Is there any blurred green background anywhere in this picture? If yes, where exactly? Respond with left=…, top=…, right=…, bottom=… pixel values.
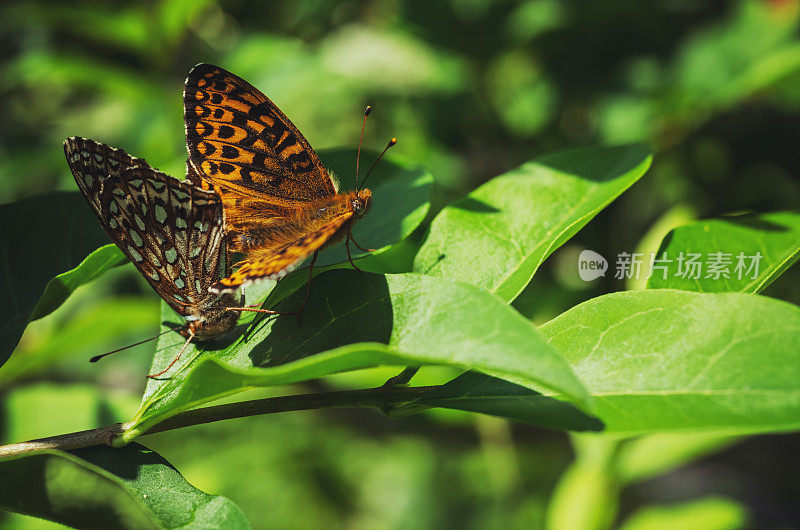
left=2, top=0, right=800, bottom=528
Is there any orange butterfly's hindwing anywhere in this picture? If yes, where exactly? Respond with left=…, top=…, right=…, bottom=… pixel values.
left=210, top=211, right=355, bottom=293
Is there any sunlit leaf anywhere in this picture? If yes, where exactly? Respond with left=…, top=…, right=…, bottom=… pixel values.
left=618, top=497, right=746, bottom=530
left=646, top=211, right=800, bottom=293
left=544, top=290, right=800, bottom=434
left=410, top=290, right=800, bottom=435
left=413, top=145, right=652, bottom=302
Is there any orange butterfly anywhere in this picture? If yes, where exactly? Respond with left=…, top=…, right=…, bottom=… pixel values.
left=183, top=63, right=394, bottom=302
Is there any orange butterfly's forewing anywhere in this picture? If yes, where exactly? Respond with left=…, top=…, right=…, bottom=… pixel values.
left=184, top=63, right=374, bottom=291
left=183, top=63, right=335, bottom=207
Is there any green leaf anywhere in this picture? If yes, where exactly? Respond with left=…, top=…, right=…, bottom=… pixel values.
left=618, top=497, right=746, bottom=530
left=414, top=290, right=800, bottom=435
left=543, top=290, right=800, bottom=434
left=646, top=211, right=800, bottom=293
left=0, top=298, right=158, bottom=386
left=0, top=193, right=126, bottom=366
left=395, top=371, right=603, bottom=432
left=545, top=436, right=619, bottom=530
left=28, top=245, right=125, bottom=321
left=124, top=271, right=590, bottom=440
left=615, top=433, right=740, bottom=485
left=413, top=145, right=652, bottom=302
left=0, top=444, right=249, bottom=530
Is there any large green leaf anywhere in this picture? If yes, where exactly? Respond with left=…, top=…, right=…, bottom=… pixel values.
left=544, top=290, right=800, bottom=434
left=408, top=290, right=800, bottom=435
left=627, top=211, right=800, bottom=482
left=0, top=298, right=158, bottom=386
left=646, top=211, right=800, bottom=293
left=614, top=433, right=740, bottom=485
left=0, top=193, right=126, bottom=366
left=413, top=145, right=652, bottom=302
left=123, top=271, right=590, bottom=441
left=0, top=444, right=249, bottom=529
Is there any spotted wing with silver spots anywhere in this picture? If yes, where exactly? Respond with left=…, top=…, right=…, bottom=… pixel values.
left=63, top=136, right=148, bottom=221
left=64, top=137, right=238, bottom=327
left=98, top=165, right=231, bottom=319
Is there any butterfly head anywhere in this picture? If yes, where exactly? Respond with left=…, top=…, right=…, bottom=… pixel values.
left=352, top=188, right=372, bottom=219
left=180, top=291, right=244, bottom=340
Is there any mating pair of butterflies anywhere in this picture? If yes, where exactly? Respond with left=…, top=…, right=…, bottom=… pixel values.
left=65, top=63, right=377, bottom=350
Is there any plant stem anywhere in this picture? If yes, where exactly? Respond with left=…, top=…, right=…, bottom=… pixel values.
left=0, top=384, right=436, bottom=458
left=144, top=384, right=435, bottom=435
left=382, top=366, right=420, bottom=388
left=0, top=424, right=128, bottom=458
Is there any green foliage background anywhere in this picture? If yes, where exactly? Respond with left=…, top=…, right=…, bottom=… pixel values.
left=2, top=1, right=800, bottom=528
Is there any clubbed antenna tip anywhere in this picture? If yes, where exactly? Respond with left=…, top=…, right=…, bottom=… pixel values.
left=359, top=136, right=399, bottom=190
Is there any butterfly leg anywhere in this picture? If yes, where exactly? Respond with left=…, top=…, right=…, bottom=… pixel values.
left=227, top=296, right=296, bottom=315
left=349, top=231, right=375, bottom=253
left=346, top=234, right=364, bottom=274
left=295, top=251, right=319, bottom=325
left=146, top=328, right=196, bottom=379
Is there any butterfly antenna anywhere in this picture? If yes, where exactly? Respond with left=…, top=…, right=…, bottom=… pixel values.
left=355, top=105, right=372, bottom=189
left=358, top=137, right=397, bottom=190
left=89, top=328, right=175, bottom=363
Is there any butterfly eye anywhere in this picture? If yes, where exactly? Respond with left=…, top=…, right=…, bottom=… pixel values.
left=352, top=199, right=362, bottom=212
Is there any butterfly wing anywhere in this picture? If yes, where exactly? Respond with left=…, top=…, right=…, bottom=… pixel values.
left=210, top=210, right=354, bottom=293
left=63, top=136, right=148, bottom=220
left=183, top=63, right=336, bottom=203
left=98, top=166, right=230, bottom=319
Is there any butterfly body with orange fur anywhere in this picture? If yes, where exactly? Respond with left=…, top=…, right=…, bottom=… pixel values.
left=183, top=63, right=373, bottom=292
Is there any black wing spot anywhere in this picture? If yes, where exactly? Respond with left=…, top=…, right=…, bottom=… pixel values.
left=231, top=112, right=248, bottom=127
left=201, top=142, right=217, bottom=156
left=221, top=145, right=239, bottom=159
left=197, top=122, right=214, bottom=137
